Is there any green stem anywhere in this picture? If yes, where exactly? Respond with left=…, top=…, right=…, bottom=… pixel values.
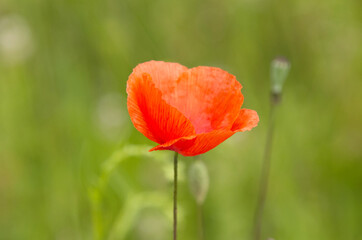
left=197, top=203, right=204, bottom=240
left=252, top=93, right=280, bottom=240
left=173, top=152, right=179, bottom=240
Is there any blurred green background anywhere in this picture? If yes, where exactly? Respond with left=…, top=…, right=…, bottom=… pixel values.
left=1, top=0, right=361, bottom=239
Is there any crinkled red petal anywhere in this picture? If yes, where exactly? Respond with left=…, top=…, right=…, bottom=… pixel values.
left=161, top=67, right=244, bottom=134
left=127, top=61, right=258, bottom=156
left=150, top=129, right=234, bottom=156
left=231, top=109, right=259, bottom=132
left=127, top=71, right=195, bottom=144
left=150, top=109, right=259, bottom=156
left=131, top=60, right=188, bottom=98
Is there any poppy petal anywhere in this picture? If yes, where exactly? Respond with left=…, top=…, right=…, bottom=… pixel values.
left=150, top=129, right=235, bottom=156
left=231, top=109, right=259, bottom=132
left=127, top=72, right=195, bottom=144
left=131, top=60, right=188, bottom=97
left=162, top=67, right=244, bottom=134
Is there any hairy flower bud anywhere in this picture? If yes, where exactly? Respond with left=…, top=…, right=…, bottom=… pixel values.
left=188, top=160, right=209, bottom=205
left=270, top=57, right=290, bottom=95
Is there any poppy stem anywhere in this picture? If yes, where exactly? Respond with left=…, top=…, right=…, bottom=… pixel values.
left=173, top=152, right=179, bottom=240
left=252, top=93, right=280, bottom=240
left=197, top=202, right=204, bottom=240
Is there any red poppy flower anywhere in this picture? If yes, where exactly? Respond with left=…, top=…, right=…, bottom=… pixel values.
left=127, top=61, right=259, bottom=156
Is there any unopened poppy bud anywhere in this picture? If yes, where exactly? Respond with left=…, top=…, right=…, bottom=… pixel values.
left=270, top=57, right=290, bottom=95
left=188, top=160, right=209, bottom=205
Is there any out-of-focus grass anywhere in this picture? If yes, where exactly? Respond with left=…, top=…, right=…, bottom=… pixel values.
left=0, top=0, right=361, bottom=239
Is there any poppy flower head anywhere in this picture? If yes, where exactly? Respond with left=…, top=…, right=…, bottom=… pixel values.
left=127, top=61, right=259, bottom=156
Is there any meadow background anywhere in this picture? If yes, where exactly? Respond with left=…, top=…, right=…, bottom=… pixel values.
left=1, top=0, right=361, bottom=239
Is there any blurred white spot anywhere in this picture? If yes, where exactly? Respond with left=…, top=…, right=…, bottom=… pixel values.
left=95, top=93, right=128, bottom=141
left=0, top=14, right=34, bottom=65
left=136, top=211, right=169, bottom=240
